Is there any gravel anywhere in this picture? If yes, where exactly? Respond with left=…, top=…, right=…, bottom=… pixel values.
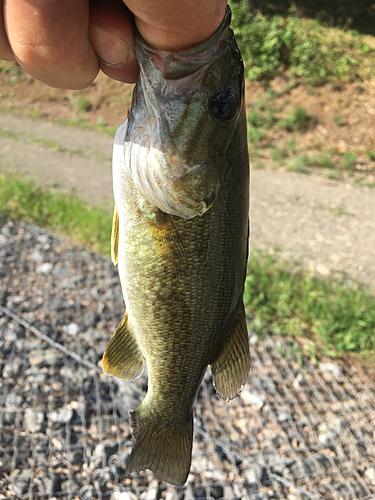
left=1, top=218, right=375, bottom=500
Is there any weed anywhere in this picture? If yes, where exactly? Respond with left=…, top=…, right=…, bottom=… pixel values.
left=327, top=169, right=340, bottom=180
left=95, top=122, right=117, bottom=137
left=247, top=127, right=266, bottom=144
left=286, top=155, right=309, bottom=173
left=250, top=158, right=264, bottom=169
left=278, top=106, right=314, bottom=132
left=342, top=152, right=357, bottom=172
left=247, top=101, right=278, bottom=130
left=28, top=108, right=43, bottom=120
left=270, top=147, right=287, bottom=162
left=29, top=137, right=61, bottom=152
left=330, top=205, right=347, bottom=216
left=333, top=113, right=345, bottom=127
left=76, top=96, right=92, bottom=112
left=285, top=139, right=301, bottom=154
left=247, top=110, right=265, bottom=128
left=0, top=128, right=20, bottom=141
left=0, top=61, right=21, bottom=84
left=55, top=117, right=89, bottom=129
left=367, top=150, right=375, bottom=161
left=309, top=152, right=335, bottom=169
left=9, top=65, right=21, bottom=85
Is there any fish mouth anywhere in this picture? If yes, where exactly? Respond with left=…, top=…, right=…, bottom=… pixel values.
left=136, top=7, right=232, bottom=81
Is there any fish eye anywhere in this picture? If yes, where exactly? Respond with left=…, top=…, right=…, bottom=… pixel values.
left=211, top=89, right=239, bottom=121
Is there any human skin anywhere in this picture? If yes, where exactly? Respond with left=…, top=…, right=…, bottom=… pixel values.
left=0, top=0, right=227, bottom=89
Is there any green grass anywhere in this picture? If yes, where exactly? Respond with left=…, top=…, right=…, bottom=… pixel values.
left=2, top=173, right=375, bottom=355
left=270, top=147, right=287, bottom=162
left=76, top=96, right=92, bottom=112
left=327, top=169, right=340, bottom=180
left=0, top=128, right=20, bottom=141
left=342, top=152, right=357, bottom=172
left=247, top=126, right=266, bottom=144
left=286, top=155, right=309, bottom=173
left=278, top=106, right=315, bottom=132
left=29, top=137, right=62, bottom=152
left=308, top=152, right=335, bottom=169
left=245, top=249, right=375, bottom=353
left=0, top=174, right=111, bottom=254
left=333, top=113, right=346, bottom=127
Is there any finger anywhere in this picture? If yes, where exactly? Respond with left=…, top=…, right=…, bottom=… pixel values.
left=88, top=0, right=138, bottom=84
left=4, top=0, right=99, bottom=89
left=125, top=0, right=227, bottom=51
left=0, top=0, right=14, bottom=59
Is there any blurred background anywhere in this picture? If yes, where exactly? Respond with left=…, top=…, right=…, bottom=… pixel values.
left=1, top=1, right=375, bottom=499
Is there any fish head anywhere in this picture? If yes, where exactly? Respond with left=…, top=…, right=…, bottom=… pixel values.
left=124, top=7, right=245, bottom=219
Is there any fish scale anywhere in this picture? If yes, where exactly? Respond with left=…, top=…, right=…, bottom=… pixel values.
left=103, top=6, right=250, bottom=487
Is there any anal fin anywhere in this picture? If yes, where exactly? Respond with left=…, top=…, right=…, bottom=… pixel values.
left=111, top=203, right=119, bottom=266
left=102, top=313, right=145, bottom=381
left=211, top=299, right=250, bottom=401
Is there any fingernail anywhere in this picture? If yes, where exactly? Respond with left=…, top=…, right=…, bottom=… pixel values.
left=89, top=25, right=132, bottom=66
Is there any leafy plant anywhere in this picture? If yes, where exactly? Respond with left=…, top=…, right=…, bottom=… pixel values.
left=228, top=0, right=373, bottom=85
left=286, top=155, right=309, bottom=173
left=308, top=152, right=335, bottom=169
left=270, top=147, right=287, bottom=162
left=76, top=96, right=92, bottom=112
left=247, top=126, right=266, bottom=144
left=327, top=169, right=340, bottom=180
left=278, top=106, right=314, bottom=132
left=333, top=113, right=345, bottom=127
left=342, top=152, right=357, bottom=172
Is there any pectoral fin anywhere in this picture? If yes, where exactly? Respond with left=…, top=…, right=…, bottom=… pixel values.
left=211, top=300, right=250, bottom=401
left=111, top=203, right=119, bottom=266
left=102, top=313, right=145, bottom=381
left=141, top=207, right=185, bottom=271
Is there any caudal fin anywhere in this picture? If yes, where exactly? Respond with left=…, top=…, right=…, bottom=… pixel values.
left=125, top=407, right=193, bottom=487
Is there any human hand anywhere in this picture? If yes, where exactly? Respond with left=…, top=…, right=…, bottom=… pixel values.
left=0, top=0, right=226, bottom=90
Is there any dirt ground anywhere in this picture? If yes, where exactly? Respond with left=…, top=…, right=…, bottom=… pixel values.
left=0, top=63, right=375, bottom=184
left=1, top=62, right=375, bottom=186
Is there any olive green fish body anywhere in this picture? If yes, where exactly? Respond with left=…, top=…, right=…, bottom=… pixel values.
left=103, top=7, right=250, bottom=487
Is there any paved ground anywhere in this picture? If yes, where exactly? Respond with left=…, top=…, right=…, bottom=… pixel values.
left=1, top=113, right=374, bottom=290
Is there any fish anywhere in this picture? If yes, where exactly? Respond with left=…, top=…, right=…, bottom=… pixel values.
left=102, top=5, right=250, bottom=487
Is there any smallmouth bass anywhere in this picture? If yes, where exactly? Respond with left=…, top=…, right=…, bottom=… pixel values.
left=103, top=6, right=250, bottom=487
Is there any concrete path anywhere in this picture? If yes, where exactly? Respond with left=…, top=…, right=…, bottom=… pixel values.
left=1, top=114, right=374, bottom=289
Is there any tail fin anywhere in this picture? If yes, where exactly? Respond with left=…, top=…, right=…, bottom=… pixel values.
left=125, top=407, right=193, bottom=487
